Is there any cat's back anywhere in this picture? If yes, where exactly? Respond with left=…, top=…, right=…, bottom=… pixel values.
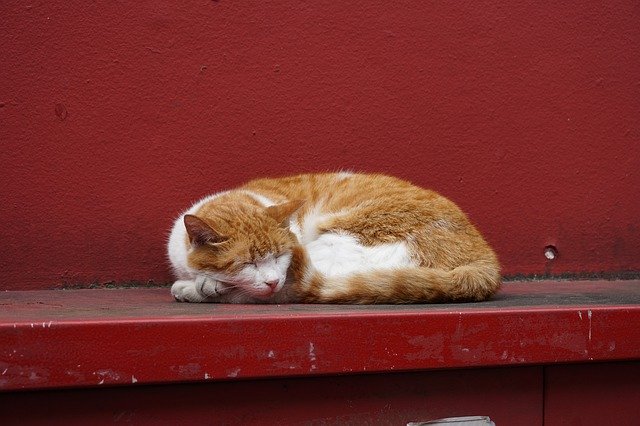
left=241, top=172, right=437, bottom=207
left=243, top=172, right=488, bottom=265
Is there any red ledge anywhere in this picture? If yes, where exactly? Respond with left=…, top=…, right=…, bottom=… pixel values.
left=1, top=280, right=639, bottom=391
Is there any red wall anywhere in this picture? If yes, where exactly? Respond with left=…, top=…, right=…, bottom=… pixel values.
left=1, top=1, right=639, bottom=290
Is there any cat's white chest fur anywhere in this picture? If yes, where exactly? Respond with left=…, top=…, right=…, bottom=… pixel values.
left=305, top=233, right=414, bottom=277
left=289, top=202, right=415, bottom=277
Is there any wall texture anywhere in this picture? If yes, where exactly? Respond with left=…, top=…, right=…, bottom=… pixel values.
left=1, top=1, right=639, bottom=290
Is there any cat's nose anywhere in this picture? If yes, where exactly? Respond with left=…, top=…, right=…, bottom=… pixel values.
left=264, top=279, right=279, bottom=289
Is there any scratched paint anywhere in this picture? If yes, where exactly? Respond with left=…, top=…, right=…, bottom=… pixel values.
left=308, top=342, right=317, bottom=371
left=227, top=368, right=241, bottom=378
left=171, top=364, right=201, bottom=377
left=1, top=284, right=639, bottom=391
left=93, top=369, right=122, bottom=385
left=405, top=334, right=445, bottom=362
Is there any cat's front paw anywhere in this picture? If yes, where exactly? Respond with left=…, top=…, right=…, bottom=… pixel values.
left=171, top=280, right=209, bottom=303
left=194, top=275, right=228, bottom=298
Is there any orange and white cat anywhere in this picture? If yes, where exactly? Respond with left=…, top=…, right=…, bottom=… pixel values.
left=168, top=172, right=501, bottom=304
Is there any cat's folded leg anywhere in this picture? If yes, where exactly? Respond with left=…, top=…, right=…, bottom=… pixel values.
left=171, top=276, right=222, bottom=303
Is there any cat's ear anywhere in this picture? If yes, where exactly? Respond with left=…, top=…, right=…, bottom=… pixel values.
left=266, top=200, right=305, bottom=227
left=183, top=215, right=228, bottom=247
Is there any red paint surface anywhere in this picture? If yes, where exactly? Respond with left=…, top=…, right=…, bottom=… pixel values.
left=544, top=363, right=640, bottom=425
left=1, top=1, right=639, bottom=289
left=1, top=368, right=543, bottom=425
left=1, top=281, right=639, bottom=391
left=544, top=362, right=640, bottom=426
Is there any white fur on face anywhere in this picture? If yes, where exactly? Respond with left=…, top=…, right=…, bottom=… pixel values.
left=219, top=252, right=292, bottom=299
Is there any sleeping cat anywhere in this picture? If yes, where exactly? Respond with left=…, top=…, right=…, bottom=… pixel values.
left=167, top=172, right=501, bottom=304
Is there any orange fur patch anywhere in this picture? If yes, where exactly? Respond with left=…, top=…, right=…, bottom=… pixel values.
left=183, top=173, right=501, bottom=303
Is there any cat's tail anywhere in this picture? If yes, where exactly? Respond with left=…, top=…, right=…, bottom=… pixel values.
left=299, top=259, right=501, bottom=304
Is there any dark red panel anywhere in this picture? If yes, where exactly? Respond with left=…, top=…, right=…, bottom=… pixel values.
left=0, top=367, right=543, bottom=425
left=1, top=1, right=639, bottom=290
left=1, top=281, right=639, bottom=391
left=544, top=362, right=640, bottom=426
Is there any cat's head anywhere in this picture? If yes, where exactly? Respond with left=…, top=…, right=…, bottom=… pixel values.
left=183, top=200, right=303, bottom=300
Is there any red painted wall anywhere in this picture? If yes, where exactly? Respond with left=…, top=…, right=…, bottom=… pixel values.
left=1, top=1, right=639, bottom=290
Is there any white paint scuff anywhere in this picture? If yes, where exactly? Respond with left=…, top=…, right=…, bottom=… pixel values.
left=309, top=342, right=317, bottom=371
left=227, top=368, right=241, bottom=378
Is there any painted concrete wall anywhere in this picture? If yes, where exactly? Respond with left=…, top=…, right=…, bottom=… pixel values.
left=1, top=1, right=638, bottom=289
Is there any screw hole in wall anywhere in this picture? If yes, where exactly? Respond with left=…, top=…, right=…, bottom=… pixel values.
left=544, top=245, right=558, bottom=261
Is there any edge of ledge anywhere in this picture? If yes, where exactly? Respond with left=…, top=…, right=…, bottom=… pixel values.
left=2, top=280, right=639, bottom=391
left=2, top=301, right=640, bottom=391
